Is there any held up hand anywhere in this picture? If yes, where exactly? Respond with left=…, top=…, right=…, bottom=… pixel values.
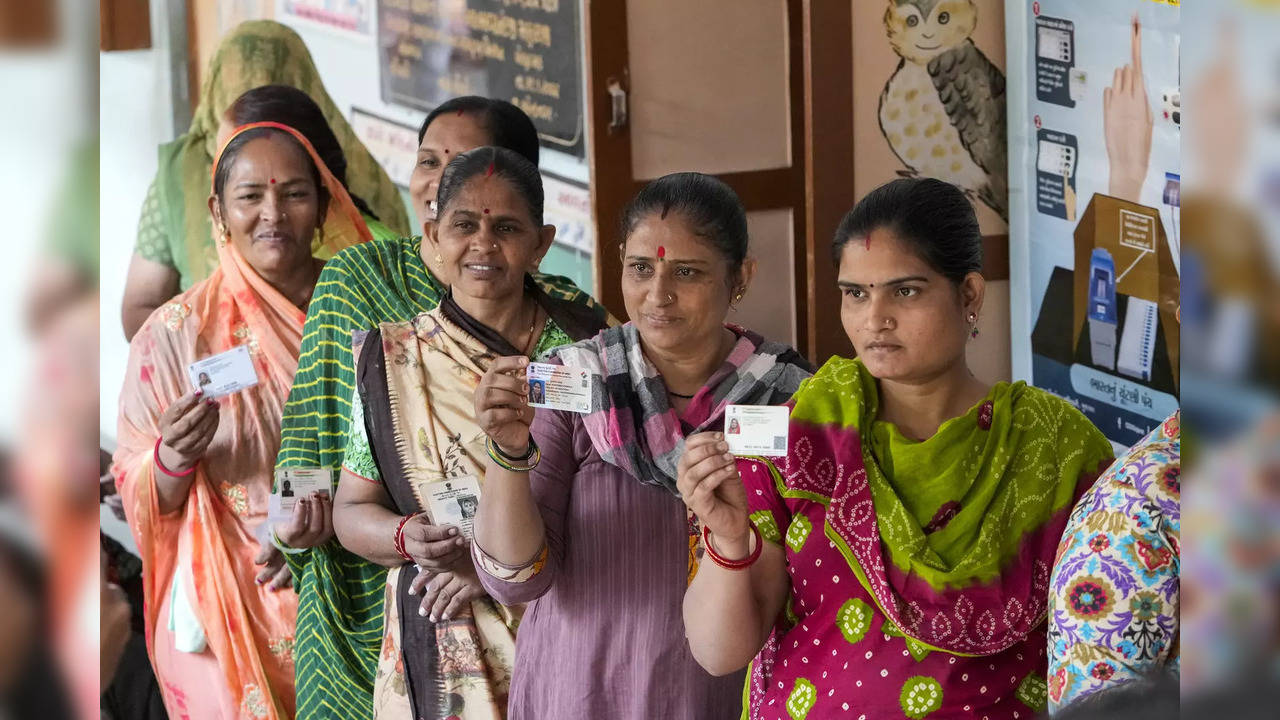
left=157, top=390, right=220, bottom=474
left=475, top=355, right=534, bottom=458
left=275, top=491, right=335, bottom=549
left=1103, top=15, right=1153, bottom=204
left=677, top=432, right=751, bottom=547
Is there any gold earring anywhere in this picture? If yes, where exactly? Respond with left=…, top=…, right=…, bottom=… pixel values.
left=434, top=253, right=443, bottom=265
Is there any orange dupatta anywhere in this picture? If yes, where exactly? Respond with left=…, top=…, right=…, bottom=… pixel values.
left=112, top=123, right=372, bottom=719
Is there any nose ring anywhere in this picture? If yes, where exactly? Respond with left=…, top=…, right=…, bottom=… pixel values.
left=666, top=292, right=675, bottom=303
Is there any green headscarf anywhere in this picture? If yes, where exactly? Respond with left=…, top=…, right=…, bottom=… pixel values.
left=150, top=20, right=409, bottom=288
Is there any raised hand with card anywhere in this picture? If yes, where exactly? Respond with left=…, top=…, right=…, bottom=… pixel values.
left=676, top=432, right=751, bottom=556
left=154, top=389, right=220, bottom=513
left=475, top=355, right=534, bottom=458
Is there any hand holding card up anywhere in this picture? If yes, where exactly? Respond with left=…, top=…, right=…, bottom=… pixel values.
left=157, top=390, right=221, bottom=476
left=474, top=355, right=535, bottom=458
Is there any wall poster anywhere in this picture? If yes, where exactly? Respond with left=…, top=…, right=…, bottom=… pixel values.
left=1007, top=0, right=1181, bottom=450
left=376, top=0, right=584, bottom=158
left=283, top=0, right=373, bottom=35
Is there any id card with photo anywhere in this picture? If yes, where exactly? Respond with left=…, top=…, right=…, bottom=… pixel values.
left=526, top=362, right=591, bottom=414
left=723, top=405, right=790, bottom=456
left=268, top=468, right=334, bottom=523
left=187, top=345, right=259, bottom=398
left=424, top=475, right=483, bottom=540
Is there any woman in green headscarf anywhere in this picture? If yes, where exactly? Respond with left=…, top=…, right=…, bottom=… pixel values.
left=121, top=19, right=409, bottom=340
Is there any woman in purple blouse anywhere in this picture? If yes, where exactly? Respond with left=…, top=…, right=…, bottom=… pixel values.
left=468, top=173, right=812, bottom=719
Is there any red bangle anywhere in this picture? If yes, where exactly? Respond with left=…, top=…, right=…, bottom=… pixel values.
left=393, top=512, right=422, bottom=563
left=702, top=524, right=762, bottom=570
left=153, top=437, right=196, bottom=477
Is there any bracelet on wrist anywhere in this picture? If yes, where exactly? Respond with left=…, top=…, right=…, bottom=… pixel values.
left=393, top=512, right=422, bottom=563
left=702, top=524, right=762, bottom=571
left=486, top=435, right=541, bottom=472
left=153, top=437, right=196, bottom=477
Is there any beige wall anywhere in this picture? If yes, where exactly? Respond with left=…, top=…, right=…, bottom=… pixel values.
left=626, top=0, right=792, bottom=180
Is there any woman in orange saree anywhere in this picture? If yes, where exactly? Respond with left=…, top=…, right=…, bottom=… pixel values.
left=113, top=121, right=373, bottom=719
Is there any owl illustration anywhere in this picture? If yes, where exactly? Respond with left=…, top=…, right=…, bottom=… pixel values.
left=879, top=0, right=1008, bottom=221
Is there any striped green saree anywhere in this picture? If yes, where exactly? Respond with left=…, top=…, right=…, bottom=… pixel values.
left=276, top=235, right=608, bottom=719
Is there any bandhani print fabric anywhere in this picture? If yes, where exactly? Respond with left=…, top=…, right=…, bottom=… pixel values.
left=738, top=357, right=1113, bottom=719
left=1047, top=411, right=1180, bottom=713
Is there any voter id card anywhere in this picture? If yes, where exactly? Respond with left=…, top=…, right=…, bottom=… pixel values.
left=268, top=468, right=333, bottom=523
left=723, top=405, right=790, bottom=456
left=526, top=362, right=591, bottom=414
left=424, top=475, right=482, bottom=540
left=187, top=345, right=259, bottom=398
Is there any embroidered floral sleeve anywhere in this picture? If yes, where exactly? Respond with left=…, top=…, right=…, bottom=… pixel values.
left=1047, top=412, right=1180, bottom=714
left=341, top=387, right=382, bottom=484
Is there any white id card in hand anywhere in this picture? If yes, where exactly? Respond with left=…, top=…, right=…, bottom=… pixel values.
left=723, top=405, right=790, bottom=456
left=526, top=362, right=592, bottom=414
left=187, top=345, right=259, bottom=398
left=268, top=468, right=334, bottom=524
left=424, top=475, right=482, bottom=540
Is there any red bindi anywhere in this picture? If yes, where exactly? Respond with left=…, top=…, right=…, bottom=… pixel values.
left=269, top=178, right=276, bottom=184
left=657, top=246, right=666, bottom=260
left=483, top=208, right=490, bottom=214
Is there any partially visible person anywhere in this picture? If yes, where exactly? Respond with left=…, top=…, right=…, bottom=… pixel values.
left=16, top=138, right=103, bottom=720
left=333, top=146, right=608, bottom=719
left=471, top=172, right=811, bottom=719
left=0, top=513, right=74, bottom=720
left=276, top=96, right=609, bottom=720
left=113, top=122, right=372, bottom=719
left=121, top=20, right=408, bottom=340
left=1047, top=408, right=1179, bottom=713
left=100, top=536, right=168, bottom=720
left=678, top=178, right=1115, bottom=719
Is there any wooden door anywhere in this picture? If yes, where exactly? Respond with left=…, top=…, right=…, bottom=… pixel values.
left=583, top=0, right=856, bottom=364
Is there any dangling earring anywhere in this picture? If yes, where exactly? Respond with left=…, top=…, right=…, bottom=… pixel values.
left=968, top=312, right=980, bottom=339
left=732, top=288, right=744, bottom=305
left=216, top=225, right=230, bottom=247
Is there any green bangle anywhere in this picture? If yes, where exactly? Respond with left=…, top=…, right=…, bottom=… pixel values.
left=486, top=436, right=541, bottom=472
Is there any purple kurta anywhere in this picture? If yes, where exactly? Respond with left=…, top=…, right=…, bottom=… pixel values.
left=478, top=407, right=745, bottom=720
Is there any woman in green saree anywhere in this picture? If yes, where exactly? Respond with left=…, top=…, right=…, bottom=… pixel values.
left=679, top=178, right=1115, bottom=719
left=273, top=98, right=607, bottom=720
left=122, top=19, right=408, bottom=339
